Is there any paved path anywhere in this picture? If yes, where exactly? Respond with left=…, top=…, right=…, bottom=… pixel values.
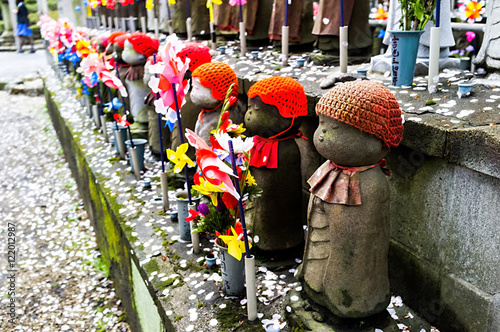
left=0, top=51, right=48, bottom=81
left=0, top=55, right=130, bottom=331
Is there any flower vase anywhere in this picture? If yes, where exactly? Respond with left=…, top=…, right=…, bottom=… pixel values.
left=112, top=124, right=127, bottom=156
left=388, top=30, right=424, bottom=86
left=125, top=138, right=148, bottom=173
left=175, top=192, right=200, bottom=242
left=217, top=242, right=245, bottom=296
left=460, top=57, right=470, bottom=71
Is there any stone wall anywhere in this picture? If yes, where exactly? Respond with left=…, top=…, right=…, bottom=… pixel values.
left=386, top=146, right=500, bottom=331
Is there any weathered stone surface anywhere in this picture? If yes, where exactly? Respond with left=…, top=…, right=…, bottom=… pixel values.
left=446, top=125, right=500, bottom=179
left=439, top=275, right=495, bottom=332
left=301, top=116, right=391, bottom=318
left=244, top=96, right=304, bottom=252
left=388, top=241, right=442, bottom=323
left=284, top=291, right=400, bottom=332
left=474, top=0, right=500, bottom=69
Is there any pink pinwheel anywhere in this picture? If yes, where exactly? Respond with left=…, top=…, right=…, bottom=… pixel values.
left=185, top=129, right=240, bottom=201
left=229, top=0, right=246, bottom=5
left=156, top=41, right=190, bottom=111
left=100, top=69, right=128, bottom=97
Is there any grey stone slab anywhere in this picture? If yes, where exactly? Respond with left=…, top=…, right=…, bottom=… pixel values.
left=386, top=153, right=448, bottom=265
left=388, top=240, right=442, bottom=324
left=446, top=125, right=500, bottom=179
left=441, top=164, right=500, bottom=294
left=439, top=274, right=495, bottom=332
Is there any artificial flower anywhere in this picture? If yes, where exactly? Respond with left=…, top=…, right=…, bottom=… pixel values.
left=245, top=172, right=256, bottom=186
left=197, top=203, right=210, bottom=216
left=374, top=5, right=388, bottom=20
left=113, top=113, right=130, bottom=127
left=166, top=143, right=195, bottom=173
left=214, top=131, right=253, bottom=155
left=466, top=31, right=476, bottom=43
left=186, top=209, right=202, bottom=222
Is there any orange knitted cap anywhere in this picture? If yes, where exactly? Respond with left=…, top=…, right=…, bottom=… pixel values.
left=127, top=33, right=160, bottom=58
left=178, top=42, right=212, bottom=72
left=316, top=80, right=404, bottom=149
left=247, top=76, right=308, bottom=118
left=192, top=62, right=238, bottom=101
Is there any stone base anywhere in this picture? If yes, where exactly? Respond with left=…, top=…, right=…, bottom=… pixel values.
left=370, top=54, right=460, bottom=76
left=284, top=291, right=399, bottom=332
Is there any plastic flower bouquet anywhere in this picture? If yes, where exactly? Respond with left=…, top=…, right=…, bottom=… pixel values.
left=184, top=85, right=261, bottom=259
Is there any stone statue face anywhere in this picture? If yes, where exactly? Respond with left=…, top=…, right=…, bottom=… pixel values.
left=245, top=96, right=298, bottom=138
left=121, top=40, right=147, bottom=66
left=190, top=77, right=221, bottom=109
left=113, top=44, right=127, bottom=65
left=314, top=114, right=388, bottom=166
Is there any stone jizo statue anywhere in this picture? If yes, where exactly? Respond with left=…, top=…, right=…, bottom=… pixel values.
left=190, top=62, right=241, bottom=143
left=244, top=76, right=308, bottom=252
left=299, top=80, right=404, bottom=318
left=121, top=33, right=160, bottom=138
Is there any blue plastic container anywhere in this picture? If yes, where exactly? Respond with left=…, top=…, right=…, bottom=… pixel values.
left=388, top=30, right=424, bottom=86
left=125, top=138, right=148, bottom=172
left=112, top=124, right=127, bottom=155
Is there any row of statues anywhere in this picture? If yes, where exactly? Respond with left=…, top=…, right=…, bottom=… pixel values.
left=87, top=31, right=404, bottom=320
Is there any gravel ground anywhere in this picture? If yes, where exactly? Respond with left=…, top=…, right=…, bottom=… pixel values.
left=0, top=91, right=131, bottom=332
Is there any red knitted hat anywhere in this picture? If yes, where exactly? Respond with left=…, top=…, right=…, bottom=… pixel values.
left=247, top=76, right=308, bottom=118
left=316, top=80, right=404, bottom=149
left=127, top=33, right=160, bottom=58
left=114, top=33, right=131, bottom=49
left=192, top=62, right=238, bottom=101
left=177, top=42, right=212, bottom=72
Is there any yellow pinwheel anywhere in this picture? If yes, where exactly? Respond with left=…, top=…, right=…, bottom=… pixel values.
left=168, top=0, right=176, bottom=5
left=206, top=0, right=222, bottom=23
left=146, top=0, right=153, bottom=10
left=191, top=175, right=225, bottom=206
left=166, top=143, right=195, bottom=173
left=218, top=225, right=251, bottom=261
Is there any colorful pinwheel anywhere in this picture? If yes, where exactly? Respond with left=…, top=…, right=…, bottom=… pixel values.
left=229, top=0, right=246, bottom=5
left=113, top=113, right=130, bottom=127
left=216, top=222, right=251, bottom=260
left=148, top=38, right=189, bottom=129
left=185, top=129, right=240, bottom=201
left=206, top=0, right=222, bottom=23
left=105, top=97, right=123, bottom=110
left=166, top=143, right=195, bottom=173
left=100, top=69, right=128, bottom=97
